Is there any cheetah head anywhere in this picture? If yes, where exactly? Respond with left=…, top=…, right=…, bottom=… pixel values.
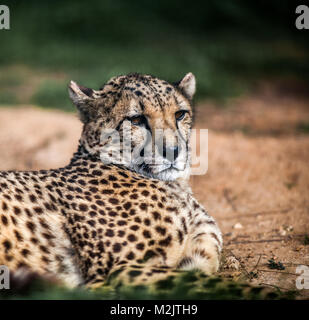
left=68, top=73, right=196, bottom=181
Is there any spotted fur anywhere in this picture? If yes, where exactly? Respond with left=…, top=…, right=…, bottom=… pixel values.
left=0, top=73, right=222, bottom=288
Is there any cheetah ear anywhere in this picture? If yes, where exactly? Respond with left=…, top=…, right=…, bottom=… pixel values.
left=68, top=81, right=99, bottom=123
left=177, top=72, right=196, bottom=100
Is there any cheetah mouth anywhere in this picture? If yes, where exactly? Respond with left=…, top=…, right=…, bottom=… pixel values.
left=137, top=161, right=186, bottom=177
left=132, top=149, right=189, bottom=179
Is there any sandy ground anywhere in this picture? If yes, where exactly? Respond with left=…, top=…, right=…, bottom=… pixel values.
left=0, top=90, right=308, bottom=298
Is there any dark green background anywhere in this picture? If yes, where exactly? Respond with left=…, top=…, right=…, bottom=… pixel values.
left=0, top=0, right=308, bottom=110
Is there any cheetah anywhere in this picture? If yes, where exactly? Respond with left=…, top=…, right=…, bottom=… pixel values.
left=0, top=72, right=222, bottom=289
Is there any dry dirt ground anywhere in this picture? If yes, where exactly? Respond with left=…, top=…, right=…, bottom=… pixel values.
left=0, top=88, right=308, bottom=299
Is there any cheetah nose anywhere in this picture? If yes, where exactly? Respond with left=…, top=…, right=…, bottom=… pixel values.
left=161, top=145, right=179, bottom=162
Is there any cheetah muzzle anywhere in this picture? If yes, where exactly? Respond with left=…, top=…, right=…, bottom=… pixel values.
left=0, top=72, right=222, bottom=289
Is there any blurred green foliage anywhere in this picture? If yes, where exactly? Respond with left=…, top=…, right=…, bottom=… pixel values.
left=0, top=271, right=297, bottom=300
left=31, top=80, right=73, bottom=111
left=0, top=0, right=308, bottom=110
left=297, top=122, right=309, bottom=134
left=0, top=91, right=18, bottom=104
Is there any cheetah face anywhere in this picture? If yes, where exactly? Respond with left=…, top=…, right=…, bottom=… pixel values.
left=68, top=73, right=196, bottom=181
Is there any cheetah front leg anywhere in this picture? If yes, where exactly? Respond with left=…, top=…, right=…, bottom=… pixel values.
left=178, top=203, right=223, bottom=275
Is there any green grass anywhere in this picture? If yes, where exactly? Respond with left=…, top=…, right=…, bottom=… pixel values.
left=267, top=259, right=285, bottom=271
left=0, top=271, right=297, bottom=300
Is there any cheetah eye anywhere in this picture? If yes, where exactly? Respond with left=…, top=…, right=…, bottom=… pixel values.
left=175, top=110, right=187, bottom=121
left=128, top=115, right=146, bottom=126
